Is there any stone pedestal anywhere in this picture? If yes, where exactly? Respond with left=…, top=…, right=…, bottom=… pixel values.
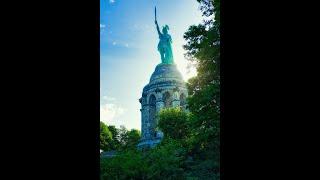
left=137, top=63, right=188, bottom=149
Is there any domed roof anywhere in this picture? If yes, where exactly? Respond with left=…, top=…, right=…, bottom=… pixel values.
left=143, top=63, right=186, bottom=92
left=149, top=63, right=184, bottom=83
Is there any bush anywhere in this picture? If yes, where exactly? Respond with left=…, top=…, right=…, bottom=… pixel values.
left=100, top=139, right=187, bottom=180
left=158, top=107, right=190, bottom=140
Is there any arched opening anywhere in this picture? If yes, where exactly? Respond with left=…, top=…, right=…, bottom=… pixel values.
left=149, top=94, right=156, bottom=106
left=149, top=94, right=156, bottom=137
left=163, top=92, right=172, bottom=108
left=180, top=93, right=186, bottom=110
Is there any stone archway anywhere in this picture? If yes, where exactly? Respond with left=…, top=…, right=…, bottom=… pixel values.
left=180, top=93, right=186, bottom=110
left=162, top=91, right=172, bottom=108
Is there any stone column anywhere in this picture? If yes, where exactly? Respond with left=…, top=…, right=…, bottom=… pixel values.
left=140, top=97, right=148, bottom=140
left=155, top=93, right=164, bottom=125
left=144, top=105, right=151, bottom=139
left=156, top=101, right=164, bottom=124
left=155, top=92, right=164, bottom=138
left=140, top=108, right=144, bottom=140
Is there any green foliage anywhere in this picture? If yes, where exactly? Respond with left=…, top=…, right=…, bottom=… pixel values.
left=117, top=125, right=141, bottom=150
left=183, top=0, right=220, bottom=178
left=118, top=125, right=128, bottom=148
left=107, top=125, right=121, bottom=150
left=100, top=123, right=141, bottom=152
left=145, top=139, right=187, bottom=180
left=121, top=128, right=141, bottom=150
left=100, top=122, right=113, bottom=151
left=100, top=139, right=187, bottom=180
left=101, top=149, right=148, bottom=180
left=158, top=107, right=190, bottom=140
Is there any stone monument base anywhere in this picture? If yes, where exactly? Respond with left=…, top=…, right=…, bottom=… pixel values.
left=138, top=63, right=187, bottom=151
left=137, top=137, right=162, bottom=150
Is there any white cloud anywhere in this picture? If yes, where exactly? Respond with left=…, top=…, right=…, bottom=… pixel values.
left=102, top=96, right=116, bottom=101
left=100, top=103, right=125, bottom=125
left=112, top=42, right=117, bottom=45
left=109, top=0, right=115, bottom=4
left=125, top=43, right=129, bottom=47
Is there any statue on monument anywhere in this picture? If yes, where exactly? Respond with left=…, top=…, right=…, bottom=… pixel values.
left=155, top=7, right=174, bottom=64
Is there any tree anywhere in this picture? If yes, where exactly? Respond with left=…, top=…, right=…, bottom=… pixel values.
left=100, top=124, right=141, bottom=151
left=183, top=0, right=220, bottom=178
left=158, top=107, right=190, bottom=140
left=100, top=121, right=113, bottom=151
left=145, top=139, right=187, bottom=180
left=100, top=139, right=187, bottom=180
left=125, top=129, right=141, bottom=149
left=108, top=125, right=121, bottom=150
left=118, top=125, right=128, bottom=149
left=118, top=126, right=141, bottom=150
left=100, top=149, right=148, bottom=180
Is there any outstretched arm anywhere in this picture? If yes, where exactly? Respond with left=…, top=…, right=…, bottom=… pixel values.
left=155, top=20, right=161, bottom=36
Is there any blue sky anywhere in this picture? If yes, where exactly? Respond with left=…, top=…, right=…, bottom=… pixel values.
left=100, top=0, right=203, bottom=130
